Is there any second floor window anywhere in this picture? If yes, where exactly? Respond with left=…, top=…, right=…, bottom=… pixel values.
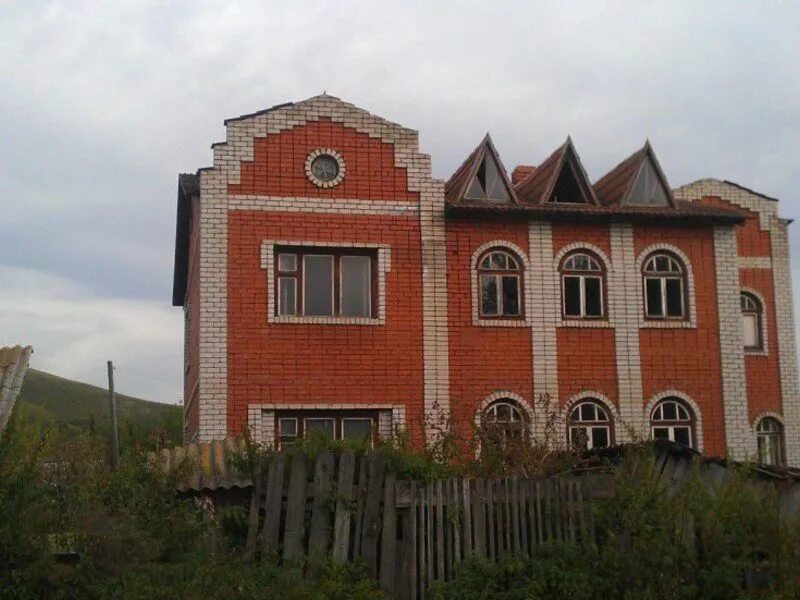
left=478, top=249, right=523, bottom=318
left=741, top=292, right=763, bottom=350
left=643, top=253, right=686, bottom=319
left=561, top=252, right=605, bottom=319
left=276, top=248, right=376, bottom=318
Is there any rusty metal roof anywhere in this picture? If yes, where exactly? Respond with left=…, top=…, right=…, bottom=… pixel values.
left=150, top=437, right=253, bottom=492
left=0, top=345, right=33, bottom=433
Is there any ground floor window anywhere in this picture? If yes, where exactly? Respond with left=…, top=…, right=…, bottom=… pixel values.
left=276, top=410, right=377, bottom=449
left=756, top=417, right=785, bottom=466
left=568, top=400, right=613, bottom=450
left=651, top=398, right=695, bottom=448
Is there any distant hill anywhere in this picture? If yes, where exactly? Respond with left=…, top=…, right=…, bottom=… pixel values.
left=15, top=368, right=182, bottom=446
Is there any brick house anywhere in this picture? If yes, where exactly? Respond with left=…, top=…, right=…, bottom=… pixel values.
left=172, top=94, right=800, bottom=465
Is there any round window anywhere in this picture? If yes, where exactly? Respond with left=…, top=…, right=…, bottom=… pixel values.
left=310, top=154, right=340, bottom=182
left=305, top=148, right=346, bottom=188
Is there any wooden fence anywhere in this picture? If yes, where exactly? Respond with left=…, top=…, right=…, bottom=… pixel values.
left=242, top=449, right=595, bottom=599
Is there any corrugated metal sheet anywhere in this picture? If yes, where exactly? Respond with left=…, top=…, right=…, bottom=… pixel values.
left=151, top=437, right=253, bottom=492
left=0, top=345, right=33, bottom=433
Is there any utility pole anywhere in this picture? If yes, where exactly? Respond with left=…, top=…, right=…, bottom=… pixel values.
left=107, top=360, right=120, bottom=468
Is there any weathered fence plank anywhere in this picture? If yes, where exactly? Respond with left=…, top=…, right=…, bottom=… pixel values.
left=283, top=452, right=308, bottom=562
left=261, top=454, right=285, bottom=557
left=360, top=452, right=385, bottom=577
left=472, top=479, right=486, bottom=558
left=244, top=465, right=263, bottom=561
left=380, top=473, right=397, bottom=594
left=353, top=455, right=368, bottom=559
left=332, top=449, right=356, bottom=563
left=307, top=450, right=334, bottom=573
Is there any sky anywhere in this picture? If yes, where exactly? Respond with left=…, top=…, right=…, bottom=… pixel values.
left=1, top=1, right=799, bottom=404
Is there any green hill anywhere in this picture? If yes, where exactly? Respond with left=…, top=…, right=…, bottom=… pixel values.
left=15, top=368, right=182, bottom=446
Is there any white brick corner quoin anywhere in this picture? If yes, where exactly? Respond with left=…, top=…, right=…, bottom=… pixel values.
left=676, top=179, right=800, bottom=463
left=196, top=95, right=450, bottom=443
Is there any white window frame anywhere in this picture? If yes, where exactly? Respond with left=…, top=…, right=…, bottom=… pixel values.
left=568, top=401, right=612, bottom=450
left=341, top=417, right=375, bottom=447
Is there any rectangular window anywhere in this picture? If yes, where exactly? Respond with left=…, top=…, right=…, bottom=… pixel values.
left=274, top=248, right=377, bottom=319
left=645, top=278, right=664, bottom=317
left=480, top=275, right=499, bottom=315
left=274, top=410, right=379, bottom=449
left=563, top=276, right=581, bottom=316
left=342, top=418, right=373, bottom=444
left=501, top=276, right=520, bottom=315
left=584, top=277, right=603, bottom=317
left=743, top=314, right=759, bottom=348
left=665, top=278, right=684, bottom=317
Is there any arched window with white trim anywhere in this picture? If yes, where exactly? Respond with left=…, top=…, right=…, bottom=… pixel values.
left=642, top=252, right=687, bottom=319
left=756, top=417, right=785, bottom=466
left=477, top=249, right=523, bottom=318
left=741, top=292, right=764, bottom=351
left=568, top=400, right=613, bottom=450
left=482, top=399, right=527, bottom=443
left=560, top=252, right=605, bottom=319
left=651, top=397, right=695, bottom=448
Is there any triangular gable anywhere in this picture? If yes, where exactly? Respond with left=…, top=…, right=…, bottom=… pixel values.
left=515, top=138, right=598, bottom=205
left=594, top=141, right=675, bottom=207
left=444, top=134, right=518, bottom=203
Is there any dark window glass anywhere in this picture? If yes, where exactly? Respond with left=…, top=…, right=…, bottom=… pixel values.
left=584, top=277, right=602, bottom=316
left=653, top=427, right=669, bottom=440
left=481, top=275, right=498, bottom=315
left=305, top=418, right=335, bottom=438
left=665, top=279, right=683, bottom=316
left=342, top=418, right=372, bottom=442
left=279, top=278, right=296, bottom=315
left=304, top=256, right=334, bottom=316
left=645, top=278, right=663, bottom=316
left=501, top=276, right=520, bottom=315
left=663, top=402, right=677, bottom=421
left=673, top=427, right=691, bottom=446
left=592, top=428, right=609, bottom=448
left=564, top=276, right=581, bottom=316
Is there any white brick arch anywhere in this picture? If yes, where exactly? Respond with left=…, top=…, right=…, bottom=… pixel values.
left=474, top=391, right=534, bottom=429
left=635, top=243, right=697, bottom=328
left=740, top=286, right=769, bottom=355
left=752, top=411, right=784, bottom=429
left=644, top=390, right=704, bottom=452
left=553, top=242, right=612, bottom=271
left=470, top=241, right=532, bottom=327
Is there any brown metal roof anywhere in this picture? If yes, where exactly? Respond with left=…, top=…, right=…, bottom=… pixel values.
left=593, top=141, right=675, bottom=207
left=150, top=438, right=253, bottom=492
left=0, top=345, right=33, bottom=433
left=511, top=165, right=536, bottom=185
left=444, top=134, right=518, bottom=204
left=514, top=138, right=598, bottom=205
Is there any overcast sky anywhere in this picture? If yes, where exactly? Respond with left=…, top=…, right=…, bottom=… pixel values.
left=1, top=1, right=799, bottom=403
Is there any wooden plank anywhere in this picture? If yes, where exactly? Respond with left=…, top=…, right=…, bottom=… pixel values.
left=495, top=480, right=506, bottom=559
left=426, top=485, right=433, bottom=587
left=511, top=478, right=521, bottom=556
left=460, top=479, right=471, bottom=558
left=527, top=480, right=538, bottom=549
left=451, top=479, right=461, bottom=568
left=260, top=454, right=285, bottom=559
left=283, top=452, right=308, bottom=562
left=417, top=486, right=427, bottom=600
left=472, top=479, right=486, bottom=558
left=307, top=450, right=335, bottom=573
left=503, top=479, right=513, bottom=556
left=352, top=455, right=369, bottom=559
left=360, top=452, right=385, bottom=577
left=575, top=479, right=589, bottom=546
left=380, top=473, right=397, bottom=594
left=518, top=479, right=529, bottom=558
left=332, top=449, right=356, bottom=563
left=243, top=464, right=263, bottom=561
left=435, top=480, right=445, bottom=581
left=486, top=480, right=496, bottom=561
left=395, top=482, right=416, bottom=600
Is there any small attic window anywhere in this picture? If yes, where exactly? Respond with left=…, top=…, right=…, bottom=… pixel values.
left=550, top=161, right=587, bottom=204
left=626, top=159, right=670, bottom=206
left=465, top=152, right=511, bottom=202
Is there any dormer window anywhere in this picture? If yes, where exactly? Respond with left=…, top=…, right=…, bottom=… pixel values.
left=626, top=158, right=670, bottom=206
left=465, top=152, right=511, bottom=202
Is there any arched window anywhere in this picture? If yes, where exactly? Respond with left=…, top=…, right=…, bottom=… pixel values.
left=756, top=417, right=785, bottom=466
left=651, top=398, right=695, bottom=447
left=643, top=253, right=687, bottom=319
left=482, top=399, right=527, bottom=442
left=568, top=400, right=613, bottom=450
left=741, top=292, right=763, bottom=351
left=560, top=252, right=605, bottom=319
left=478, top=249, right=523, bottom=318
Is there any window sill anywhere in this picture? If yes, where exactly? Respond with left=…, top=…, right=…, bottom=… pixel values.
left=473, top=317, right=531, bottom=328
left=639, top=318, right=695, bottom=329
left=745, top=348, right=769, bottom=357
left=271, top=315, right=384, bottom=326
left=557, top=319, right=612, bottom=329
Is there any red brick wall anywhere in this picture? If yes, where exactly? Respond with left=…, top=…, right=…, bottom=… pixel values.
left=552, top=224, right=618, bottom=414
left=445, top=220, right=533, bottom=439
left=228, top=118, right=418, bottom=203
left=227, top=210, right=425, bottom=443
left=635, top=225, right=726, bottom=455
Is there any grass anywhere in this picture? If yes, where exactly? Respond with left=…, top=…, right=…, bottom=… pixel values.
left=15, top=368, right=182, bottom=447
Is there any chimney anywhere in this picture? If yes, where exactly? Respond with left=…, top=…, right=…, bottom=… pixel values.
left=511, top=165, right=536, bottom=185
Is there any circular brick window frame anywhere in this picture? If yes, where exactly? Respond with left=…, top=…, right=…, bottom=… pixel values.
left=305, top=148, right=346, bottom=188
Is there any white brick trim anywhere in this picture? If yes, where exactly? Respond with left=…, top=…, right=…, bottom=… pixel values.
left=470, top=240, right=532, bottom=327
left=304, top=148, right=346, bottom=188
left=752, top=410, right=784, bottom=428
left=553, top=242, right=613, bottom=329
left=741, top=286, right=769, bottom=357
left=610, top=224, right=644, bottom=440
left=229, top=195, right=419, bottom=216
left=635, top=243, right=697, bottom=329
left=529, top=222, right=559, bottom=406
left=644, top=390, right=705, bottom=452
left=473, top=391, right=536, bottom=446
left=739, top=256, right=772, bottom=270
left=261, top=240, right=391, bottom=325
left=247, top=403, right=406, bottom=447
